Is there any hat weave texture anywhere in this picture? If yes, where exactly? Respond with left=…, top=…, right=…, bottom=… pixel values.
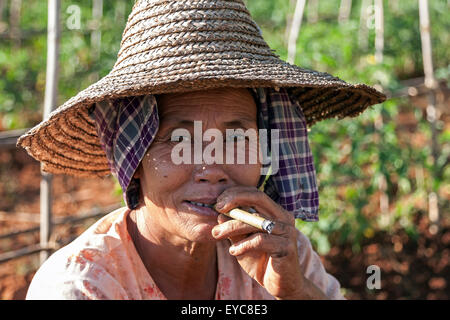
left=17, top=0, right=386, bottom=177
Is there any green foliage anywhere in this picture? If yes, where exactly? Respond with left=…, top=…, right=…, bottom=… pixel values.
left=0, top=0, right=134, bottom=129
left=245, top=0, right=450, bottom=254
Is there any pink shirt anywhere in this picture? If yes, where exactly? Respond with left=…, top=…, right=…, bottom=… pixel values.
left=26, top=207, right=345, bottom=300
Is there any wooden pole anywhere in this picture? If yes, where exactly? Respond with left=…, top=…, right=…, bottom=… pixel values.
left=0, top=203, right=121, bottom=264
left=418, top=0, right=440, bottom=234
left=307, top=0, right=319, bottom=24
left=40, top=0, right=61, bottom=264
left=358, top=0, right=371, bottom=51
left=338, top=0, right=352, bottom=24
left=115, top=0, right=126, bottom=26
left=9, top=0, right=21, bottom=47
left=91, top=0, right=103, bottom=81
left=419, top=0, right=436, bottom=90
left=287, top=0, right=306, bottom=64
left=371, top=0, right=387, bottom=219
left=0, top=203, right=121, bottom=242
left=374, top=0, right=384, bottom=63
left=284, top=0, right=296, bottom=45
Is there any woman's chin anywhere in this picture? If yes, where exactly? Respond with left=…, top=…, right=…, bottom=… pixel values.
left=185, top=220, right=218, bottom=242
left=170, top=207, right=220, bottom=242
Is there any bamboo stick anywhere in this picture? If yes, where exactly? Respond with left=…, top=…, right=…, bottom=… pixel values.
left=419, top=0, right=436, bottom=90
left=0, top=226, right=40, bottom=241
left=374, top=0, right=384, bottom=63
left=9, top=0, right=21, bottom=47
left=0, top=204, right=121, bottom=263
left=307, top=0, right=319, bottom=24
left=418, top=0, right=440, bottom=234
left=0, top=244, right=44, bottom=264
left=0, top=211, right=40, bottom=223
left=338, top=0, right=352, bottom=24
left=287, top=0, right=306, bottom=64
left=284, top=0, right=296, bottom=45
left=0, top=128, right=29, bottom=149
left=40, top=0, right=61, bottom=265
left=115, top=0, right=126, bottom=25
left=91, top=0, right=103, bottom=81
left=0, top=203, right=121, bottom=241
left=358, top=0, right=371, bottom=51
left=372, top=0, right=387, bottom=219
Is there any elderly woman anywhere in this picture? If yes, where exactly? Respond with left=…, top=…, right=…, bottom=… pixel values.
left=18, top=0, right=385, bottom=300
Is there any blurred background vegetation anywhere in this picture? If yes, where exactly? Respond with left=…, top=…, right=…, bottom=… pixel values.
left=245, top=0, right=449, bottom=255
left=0, top=0, right=449, bottom=299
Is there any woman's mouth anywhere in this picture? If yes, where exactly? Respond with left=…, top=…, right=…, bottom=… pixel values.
left=186, top=200, right=214, bottom=208
left=183, top=200, right=218, bottom=217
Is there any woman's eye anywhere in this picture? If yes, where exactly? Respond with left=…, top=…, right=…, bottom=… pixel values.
left=171, top=135, right=191, bottom=143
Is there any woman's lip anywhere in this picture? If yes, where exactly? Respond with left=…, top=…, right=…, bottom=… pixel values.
left=182, top=201, right=218, bottom=217
left=184, top=198, right=217, bottom=206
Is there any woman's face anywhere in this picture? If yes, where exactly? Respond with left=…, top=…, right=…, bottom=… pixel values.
left=136, top=88, right=262, bottom=242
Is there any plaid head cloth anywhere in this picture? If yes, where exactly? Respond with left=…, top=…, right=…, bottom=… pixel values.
left=92, top=88, right=319, bottom=221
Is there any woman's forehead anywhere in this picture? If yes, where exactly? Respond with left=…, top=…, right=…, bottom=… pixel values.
left=156, top=87, right=257, bottom=123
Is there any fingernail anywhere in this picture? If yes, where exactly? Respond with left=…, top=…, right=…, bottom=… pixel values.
left=229, top=246, right=236, bottom=255
left=212, top=228, right=221, bottom=238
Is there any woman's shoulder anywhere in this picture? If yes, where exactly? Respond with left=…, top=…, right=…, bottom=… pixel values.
left=26, top=206, right=131, bottom=299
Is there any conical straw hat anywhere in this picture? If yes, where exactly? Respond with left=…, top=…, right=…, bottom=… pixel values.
left=17, top=0, right=386, bottom=177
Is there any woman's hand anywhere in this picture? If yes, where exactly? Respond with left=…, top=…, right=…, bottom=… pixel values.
left=211, top=186, right=310, bottom=299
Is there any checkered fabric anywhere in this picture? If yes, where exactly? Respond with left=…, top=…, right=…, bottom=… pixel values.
left=254, top=88, right=319, bottom=221
left=93, top=95, right=159, bottom=206
left=93, top=88, right=319, bottom=221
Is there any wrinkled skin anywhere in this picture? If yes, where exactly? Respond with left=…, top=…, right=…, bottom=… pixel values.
left=128, top=88, right=326, bottom=300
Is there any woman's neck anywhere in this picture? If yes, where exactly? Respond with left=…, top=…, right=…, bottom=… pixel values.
left=127, top=207, right=218, bottom=300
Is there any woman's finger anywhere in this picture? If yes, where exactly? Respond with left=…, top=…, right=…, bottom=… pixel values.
left=228, top=232, right=295, bottom=258
left=214, top=213, right=294, bottom=239
left=215, top=186, right=294, bottom=225
left=212, top=215, right=259, bottom=239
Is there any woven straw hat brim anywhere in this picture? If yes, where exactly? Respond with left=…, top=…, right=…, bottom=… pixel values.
left=17, top=0, right=386, bottom=178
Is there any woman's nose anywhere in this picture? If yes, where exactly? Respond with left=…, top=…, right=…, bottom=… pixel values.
left=193, top=164, right=229, bottom=184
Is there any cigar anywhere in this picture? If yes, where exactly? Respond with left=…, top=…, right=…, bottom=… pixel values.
left=214, top=205, right=275, bottom=234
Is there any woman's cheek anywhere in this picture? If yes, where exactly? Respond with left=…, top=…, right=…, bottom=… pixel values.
left=142, top=145, right=191, bottom=191
left=226, top=162, right=261, bottom=188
